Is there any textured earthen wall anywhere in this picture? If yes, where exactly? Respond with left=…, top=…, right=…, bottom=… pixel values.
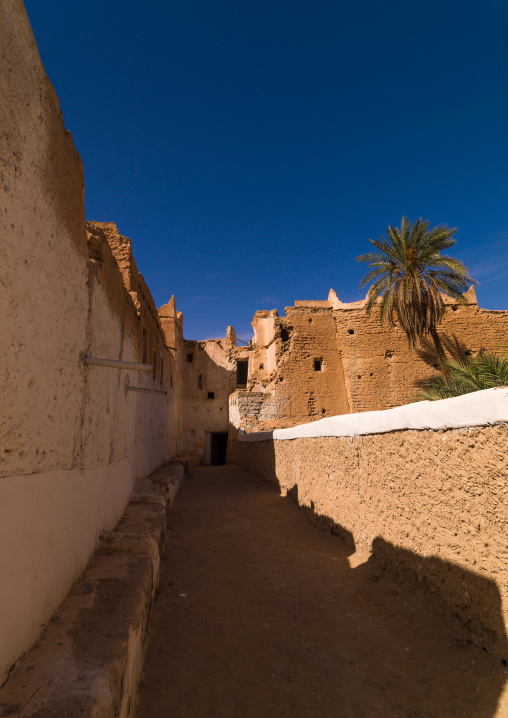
left=158, top=296, right=185, bottom=459
left=237, top=305, right=350, bottom=431
left=0, top=4, right=174, bottom=682
left=236, top=288, right=508, bottom=431
left=334, top=288, right=508, bottom=413
left=181, top=335, right=238, bottom=456
left=0, top=0, right=88, bottom=477
left=269, top=305, right=350, bottom=424
left=230, top=424, right=508, bottom=654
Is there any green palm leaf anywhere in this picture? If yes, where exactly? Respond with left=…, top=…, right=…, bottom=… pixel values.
left=414, top=354, right=508, bottom=401
left=357, top=216, right=477, bottom=354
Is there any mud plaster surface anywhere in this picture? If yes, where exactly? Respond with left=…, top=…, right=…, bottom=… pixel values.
left=231, top=422, right=508, bottom=656
left=136, top=466, right=508, bottom=718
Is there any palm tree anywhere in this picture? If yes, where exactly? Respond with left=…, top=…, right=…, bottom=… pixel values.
left=357, top=217, right=476, bottom=361
left=414, top=354, right=508, bottom=400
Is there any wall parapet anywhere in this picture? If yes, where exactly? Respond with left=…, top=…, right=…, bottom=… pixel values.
left=237, top=387, right=508, bottom=441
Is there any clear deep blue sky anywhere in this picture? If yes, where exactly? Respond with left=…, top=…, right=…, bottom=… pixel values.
left=25, top=0, right=508, bottom=340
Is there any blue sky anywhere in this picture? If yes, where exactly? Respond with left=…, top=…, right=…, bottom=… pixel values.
left=25, top=0, right=508, bottom=340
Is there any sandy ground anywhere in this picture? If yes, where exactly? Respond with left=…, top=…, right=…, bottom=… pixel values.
left=135, top=465, right=507, bottom=718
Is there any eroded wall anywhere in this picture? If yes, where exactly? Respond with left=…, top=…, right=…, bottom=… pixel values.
left=229, top=419, right=508, bottom=656
left=232, top=287, right=508, bottom=431
left=0, top=3, right=176, bottom=681
left=331, top=287, right=508, bottom=413
left=180, top=329, right=249, bottom=458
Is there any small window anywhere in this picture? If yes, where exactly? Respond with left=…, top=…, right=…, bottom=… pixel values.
left=280, top=328, right=289, bottom=342
left=198, top=374, right=203, bottom=389
left=348, top=329, right=354, bottom=335
left=259, top=363, right=264, bottom=370
left=142, top=328, right=148, bottom=363
left=314, top=359, right=323, bottom=371
left=187, top=353, right=193, bottom=363
left=207, top=392, right=215, bottom=399
left=236, top=360, right=248, bottom=386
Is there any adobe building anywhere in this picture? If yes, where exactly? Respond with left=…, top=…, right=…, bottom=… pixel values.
left=227, top=285, right=508, bottom=432
left=177, top=284, right=508, bottom=440
left=2, top=0, right=508, bottom=697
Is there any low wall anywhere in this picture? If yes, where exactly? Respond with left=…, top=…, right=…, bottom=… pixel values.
left=0, top=463, right=184, bottom=717
left=229, top=388, right=508, bottom=656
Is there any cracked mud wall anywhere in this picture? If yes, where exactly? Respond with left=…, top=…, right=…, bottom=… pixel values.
left=233, top=290, right=508, bottom=432
left=230, top=306, right=350, bottom=433
left=266, top=304, right=350, bottom=426
left=0, top=2, right=174, bottom=683
left=230, top=423, right=508, bottom=655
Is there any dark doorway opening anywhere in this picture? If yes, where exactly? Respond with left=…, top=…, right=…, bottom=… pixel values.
left=236, top=360, right=248, bottom=387
left=210, top=432, right=228, bottom=465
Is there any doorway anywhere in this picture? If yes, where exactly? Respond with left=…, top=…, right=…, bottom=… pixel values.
left=204, top=432, right=229, bottom=465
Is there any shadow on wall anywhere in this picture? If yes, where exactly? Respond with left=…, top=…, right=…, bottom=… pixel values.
left=369, top=537, right=508, bottom=658
left=287, top=480, right=508, bottom=661
left=416, top=333, right=485, bottom=367
left=183, top=344, right=235, bottom=457
left=234, top=436, right=508, bottom=668
left=285, top=484, right=356, bottom=554
left=272, top=480, right=508, bottom=716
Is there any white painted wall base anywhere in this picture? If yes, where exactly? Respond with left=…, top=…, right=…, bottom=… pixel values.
left=0, top=460, right=133, bottom=683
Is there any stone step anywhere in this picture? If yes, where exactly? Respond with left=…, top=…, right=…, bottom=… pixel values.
left=0, top=463, right=184, bottom=718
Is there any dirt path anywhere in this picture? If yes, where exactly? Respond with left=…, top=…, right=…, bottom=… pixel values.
left=136, top=465, right=507, bottom=717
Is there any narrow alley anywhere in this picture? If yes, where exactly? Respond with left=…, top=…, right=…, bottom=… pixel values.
left=136, top=466, right=507, bottom=718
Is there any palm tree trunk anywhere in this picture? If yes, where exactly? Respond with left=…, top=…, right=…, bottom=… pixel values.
left=429, top=326, right=446, bottom=366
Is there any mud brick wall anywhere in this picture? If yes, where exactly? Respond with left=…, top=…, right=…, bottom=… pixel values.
left=335, top=299, right=508, bottom=413
left=230, top=423, right=508, bottom=656
left=0, top=2, right=177, bottom=681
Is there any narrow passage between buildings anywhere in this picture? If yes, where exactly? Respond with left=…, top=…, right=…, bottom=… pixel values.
left=136, top=465, right=506, bottom=718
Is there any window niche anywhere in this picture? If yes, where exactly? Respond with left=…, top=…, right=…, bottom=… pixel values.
left=313, top=358, right=323, bottom=371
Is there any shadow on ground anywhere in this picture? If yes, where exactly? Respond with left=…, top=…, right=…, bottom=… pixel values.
left=136, top=465, right=508, bottom=718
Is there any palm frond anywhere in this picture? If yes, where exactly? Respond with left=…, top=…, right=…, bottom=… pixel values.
left=413, top=354, right=508, bottom=401
left=357, top=216, right=476, bottom=349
